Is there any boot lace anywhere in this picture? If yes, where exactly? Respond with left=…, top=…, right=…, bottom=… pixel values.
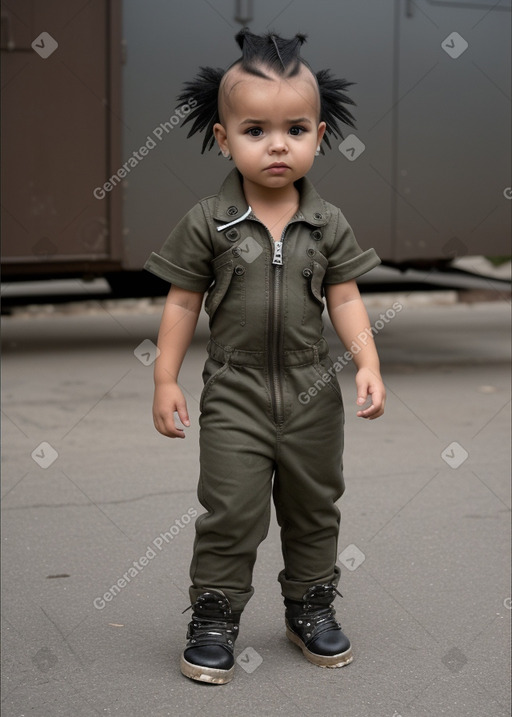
left=182, top=591, right=238, bottom=648
left=297, top=585, right=343, bottom=638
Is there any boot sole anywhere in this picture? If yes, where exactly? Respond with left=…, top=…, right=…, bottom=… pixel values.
left=286, top=627, right=353, bottom=668
left=180, top=654, right=234, bottom=684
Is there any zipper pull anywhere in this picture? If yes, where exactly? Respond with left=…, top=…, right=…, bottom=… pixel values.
left=272, top=241, right=283, bottom=265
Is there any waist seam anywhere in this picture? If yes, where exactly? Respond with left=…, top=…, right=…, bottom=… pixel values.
left=207, top=338, right=329, bottom=368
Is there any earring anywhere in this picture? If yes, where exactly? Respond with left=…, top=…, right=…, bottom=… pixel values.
left=315, top=146, right=321, bottom=157
left=221, top=150, right=231, bottom=159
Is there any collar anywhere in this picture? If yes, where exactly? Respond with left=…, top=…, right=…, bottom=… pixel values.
left=212, top=168, right=330, bottom=227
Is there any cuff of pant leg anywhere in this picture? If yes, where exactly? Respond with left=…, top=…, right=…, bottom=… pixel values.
left=277, top=566, right=342, bottom=601
left=188, top=584, right=254, bottom=614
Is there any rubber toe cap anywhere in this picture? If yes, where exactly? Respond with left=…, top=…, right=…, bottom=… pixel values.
left=308, top=629, right=351, bottom=657
left=183, top=645, right=234, bottom=670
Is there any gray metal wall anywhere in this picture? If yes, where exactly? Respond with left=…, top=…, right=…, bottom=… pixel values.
left=121, top=0, right=511, bottom=269
left=3, top=0, right=509, bottom=279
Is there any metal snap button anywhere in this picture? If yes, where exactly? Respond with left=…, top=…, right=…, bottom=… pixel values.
left=234, top=265, right=245, bottom=275
left=302, top=267, right=313, bottom=278
left=226, top=228, right=239, bottom=241
left=232, top=247, right=241, bottom=257
left=311, top=230, right=322, bottom=241
left=313, top=212, right=323, bottom=220
left=227, top=205, right=238, bottom=216
left=306, top=247, right=316, bottom=257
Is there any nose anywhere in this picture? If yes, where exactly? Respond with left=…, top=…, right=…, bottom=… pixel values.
left=268, top=132, right=288, bottom=154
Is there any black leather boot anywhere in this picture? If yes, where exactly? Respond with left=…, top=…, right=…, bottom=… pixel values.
left=180, top=589, right=241, bottom=684
left=284, top=584, right=353, bottom=668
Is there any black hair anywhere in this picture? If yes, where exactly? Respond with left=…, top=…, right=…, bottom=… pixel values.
left=176, top=29, right=356, bottom=154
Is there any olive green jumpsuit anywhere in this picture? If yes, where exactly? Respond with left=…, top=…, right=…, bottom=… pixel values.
left=145, top=169, right=380, bottom=614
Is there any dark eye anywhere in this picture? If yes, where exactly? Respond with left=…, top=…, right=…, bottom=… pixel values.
left=247, top=127, right=263, bottom=137
left=289, top=126, right=306, bottom=136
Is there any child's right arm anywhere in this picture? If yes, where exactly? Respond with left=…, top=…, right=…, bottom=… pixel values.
left=152, top=285, right=204, bottom=438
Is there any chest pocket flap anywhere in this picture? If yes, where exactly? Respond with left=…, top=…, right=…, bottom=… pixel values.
left=204, top=249, right=234, bottom=319
left=310, top=251, right=328, bottom=303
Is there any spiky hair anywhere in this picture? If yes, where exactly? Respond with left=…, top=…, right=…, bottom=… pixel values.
left=176, top=29, right=356, bottom=154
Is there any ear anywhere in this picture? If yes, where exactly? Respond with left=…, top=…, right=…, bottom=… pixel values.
left=213, top=123, right=229, bottom=155
left=316, top=121, right=326, bottom=148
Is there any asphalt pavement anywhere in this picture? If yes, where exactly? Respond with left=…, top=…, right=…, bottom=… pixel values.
left=1, top=292, right=510, bottom=717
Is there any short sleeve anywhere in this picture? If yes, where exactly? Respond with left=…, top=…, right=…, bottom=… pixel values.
left=144, top=202, right=214, bottom=292
left=324, top=209, right=381, bottom=284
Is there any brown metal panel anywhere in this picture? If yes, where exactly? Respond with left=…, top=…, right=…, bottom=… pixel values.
left=0, top=0, right=34, bottom=50
left=1, top=0, right=122, bottom=273
left=107, top=0, right=123, bottom=264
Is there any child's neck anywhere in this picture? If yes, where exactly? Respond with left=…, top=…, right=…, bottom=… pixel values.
left=242, top=177, right=299, bottom=207
left=242, top=178, right=300, bottom=242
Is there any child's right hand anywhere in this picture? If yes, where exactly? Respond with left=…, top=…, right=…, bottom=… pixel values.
left=152, top=382, right=191, bottom=438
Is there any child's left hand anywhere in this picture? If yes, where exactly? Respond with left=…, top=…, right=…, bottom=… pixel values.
left=355, top=368, right=386, bottom=419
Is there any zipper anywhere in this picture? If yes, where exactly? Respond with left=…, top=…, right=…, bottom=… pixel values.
left=267, top=224, right=292, bottom=425
left=249, top=215, right=298, bottom=425
left=269, top=253, right=285, bottom=424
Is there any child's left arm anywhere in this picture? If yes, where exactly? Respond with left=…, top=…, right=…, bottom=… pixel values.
left=325, top=280, right=386, bottom=419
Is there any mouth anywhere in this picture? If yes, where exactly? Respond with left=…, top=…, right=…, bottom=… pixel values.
left=265, top=162, right=291, bottom=174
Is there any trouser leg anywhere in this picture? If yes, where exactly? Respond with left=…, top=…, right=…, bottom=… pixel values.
left=189, top=356, right=346, bottom=610
left=274, top=360, right=346, bottom=601
left=189, top=363, right=275, bottom=614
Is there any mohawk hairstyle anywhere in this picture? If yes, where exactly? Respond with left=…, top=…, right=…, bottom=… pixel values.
left=176, top=29, right=356, bottom=154
left=234, top=28, right=306, bottom=78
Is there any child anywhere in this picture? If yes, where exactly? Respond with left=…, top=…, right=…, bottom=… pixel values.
left=145, top=29, right=385, bottom=685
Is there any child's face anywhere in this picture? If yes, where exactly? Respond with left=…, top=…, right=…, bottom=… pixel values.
left=214, top=65, right=325, bottom=193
